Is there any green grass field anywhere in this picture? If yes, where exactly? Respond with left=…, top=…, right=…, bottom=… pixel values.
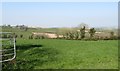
left=3, top=39, right=118, bottom=69
left=1, top=27, right=118, bottom=69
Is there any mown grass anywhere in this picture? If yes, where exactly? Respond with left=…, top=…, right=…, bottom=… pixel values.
left=2, top=39, right=118, bottom=69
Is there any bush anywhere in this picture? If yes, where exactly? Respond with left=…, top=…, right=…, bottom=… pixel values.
left=34, top=35, right=40, bottom=39
left=7, top=34, right=12, bottom=38
left=29, top=35, right=33, bottom=39
left=111, top=36, right=118, bottom=40
left=74, top=31, right=79, bottom=40
left=2, top=34, right=7, bottom=38
left=33, top=35, right=48, bottom=39
left=20, top=34, right=23, bottom=38
left=103, top=37, right=110, bottom=40
left=15, top=35, right=17, bottom=38
left=41, top=36, right=45, bottom=39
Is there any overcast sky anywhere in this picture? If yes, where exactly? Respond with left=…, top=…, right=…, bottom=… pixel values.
left=1, top=2, right=118, bottom=28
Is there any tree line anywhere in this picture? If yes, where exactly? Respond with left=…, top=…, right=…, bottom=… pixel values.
left=61, top=26, right=96, bottom=40
left=1, top=24, right=118, bottom=40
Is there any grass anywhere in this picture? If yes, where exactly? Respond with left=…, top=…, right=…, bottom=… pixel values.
left=1, top=27, right=118, bottom=69
left=2, top=39, right=118, bottom=69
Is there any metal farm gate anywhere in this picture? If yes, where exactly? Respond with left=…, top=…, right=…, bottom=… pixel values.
left=0, top=32, right=16, bottom=62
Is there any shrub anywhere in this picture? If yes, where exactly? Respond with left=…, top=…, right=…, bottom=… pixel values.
left=20, top=34, right=23, bottom=38
left=29, top=35, right=33, bottom=39
left=80, top=26, right=85, bottom=39
left=89, top=28, right=96, bottom=39
left=15, top=35, right=17, bottom=38
left=2, top=34, right=7, bottom=38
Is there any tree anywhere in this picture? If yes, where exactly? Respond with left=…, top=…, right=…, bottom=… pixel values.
left=110, top=31, right=114, bottom=39
left=7, top=24, right=11, bottom=28
left=69, top=32, right=74, bottom=40
left=74, top=31, right=79, bottom=40
left=65, top=32, right=69, bottom=39
left=24, top=27, right=28, bottom=31
left=89, top=28, right=96, bottom=39
left=78, top=23, right=89, bottom=29
left=80, top=26, right=85, bottom=39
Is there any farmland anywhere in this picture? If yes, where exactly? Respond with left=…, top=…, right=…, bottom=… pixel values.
left=2, top=39, right=118, bottom=69
left=1, top=2, right=119, bottom=70
left=1, top=27, right=118, bottom=69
